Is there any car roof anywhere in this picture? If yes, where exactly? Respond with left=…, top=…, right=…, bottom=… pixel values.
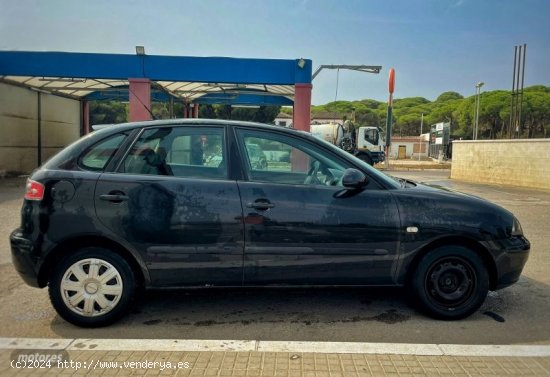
left=94, top=118, right=299, bottom=134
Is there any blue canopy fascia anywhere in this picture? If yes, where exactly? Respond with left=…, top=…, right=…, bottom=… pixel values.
left=84, top=87, right=172, bottom=102
left=195, top=92, right=293, bottom=106
left=0, top=51, right=312, bottom=85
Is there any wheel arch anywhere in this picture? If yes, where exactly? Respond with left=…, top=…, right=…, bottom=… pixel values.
left=354, top=151, right=374, bottom=165
left=405, top=236, right=498, bottom=290
left=38, top=235, right=148, bottom=289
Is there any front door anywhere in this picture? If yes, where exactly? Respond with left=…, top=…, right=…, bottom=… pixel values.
left=95, top=125, right=244, bottom=287
left=234, top=128, right=400, bottom=286
left=398, top=145, right=407, bottom=159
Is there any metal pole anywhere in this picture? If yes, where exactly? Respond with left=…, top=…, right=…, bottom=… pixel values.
left=385, top=68, right=395, bottom=169
left=37, top=92, right=42, bottom=167
left=515, top=45, right=522, bottom=138
left=474, top=83, right=484, bottom=140
left=518, top=43, right=526, bottom=138
left=169, top=97, right=174, bottom=119
left=473, top=87, right=478, bottom=140
left=475, top=87, right=480, bottom=140
left=385, top=102, right=392, bottom=168
left=509, top=45, right=518, bottom=139
left=419, top=113, right=423, bottom=161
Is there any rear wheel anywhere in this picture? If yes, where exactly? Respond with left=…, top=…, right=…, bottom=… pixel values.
left=411, top=246, right=489, bottom=320
left=49, top=247, right=137, bottom=327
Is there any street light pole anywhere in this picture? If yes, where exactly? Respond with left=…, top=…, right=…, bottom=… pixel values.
left=473, top=90, right=478, bottom=140
left=474, top=82, right=484, bottom=140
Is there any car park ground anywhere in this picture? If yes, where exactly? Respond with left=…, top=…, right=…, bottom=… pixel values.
left=1, top=170, right=549, bottom=376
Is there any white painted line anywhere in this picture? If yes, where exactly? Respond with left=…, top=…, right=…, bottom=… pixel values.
left=439, top=344, right=550, bottom=357
left=66, top=338, right=256, bottom=352
left=257, top=341, right=443, bottom=356
left=0, top=337, right=73, bottom=350
left=0, top=337, right=549, bottom=357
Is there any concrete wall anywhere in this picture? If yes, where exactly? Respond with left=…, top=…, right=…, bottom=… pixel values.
left=0, top=82, right=81, bottom=174
left=451, top=139, right=550, bottom=190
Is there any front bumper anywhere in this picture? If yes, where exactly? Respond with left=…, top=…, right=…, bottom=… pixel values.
left=486, top=235, right=530, bottom=290
left=10, top=229, right=41, bottom=288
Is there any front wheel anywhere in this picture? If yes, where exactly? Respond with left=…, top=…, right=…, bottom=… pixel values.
left=49, top=247, right=137, bottom=327
left=356, top=153, right=374, bottom=166
left=411, top=246, right=489, bottom=320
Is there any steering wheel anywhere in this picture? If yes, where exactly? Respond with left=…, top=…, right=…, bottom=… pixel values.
left=304, top=160, right=323, bottom=185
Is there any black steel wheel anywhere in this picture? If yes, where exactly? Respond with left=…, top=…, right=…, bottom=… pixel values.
left=412, top=246, right=489, bottom=320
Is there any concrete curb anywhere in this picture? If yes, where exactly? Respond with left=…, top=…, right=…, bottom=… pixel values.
left=1, top=337, right=549, bottom=357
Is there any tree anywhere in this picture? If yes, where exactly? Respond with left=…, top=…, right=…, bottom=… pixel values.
left=213, top=105, right=281, bottom=123
left=355, top=109, right=381, bottom=128
left=436, top=91, right=464, bottom=102
left=199, top=104, right=216, bottom=118
left=89, top=101, right=127, bottom=125
left=87, top=86, right=549, bottom=140
left=477, top=91, right=508, bottom=139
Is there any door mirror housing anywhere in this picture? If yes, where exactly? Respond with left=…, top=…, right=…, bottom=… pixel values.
left=342, top=168, right=369, bottom=189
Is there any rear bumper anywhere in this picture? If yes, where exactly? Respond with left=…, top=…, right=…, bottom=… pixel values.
left=10, top=229, right=41, bottom=288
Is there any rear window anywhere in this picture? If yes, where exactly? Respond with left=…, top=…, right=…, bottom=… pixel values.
left=79, top=133, right=127, bottom=171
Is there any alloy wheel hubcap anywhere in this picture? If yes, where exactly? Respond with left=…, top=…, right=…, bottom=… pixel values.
left=60, top=258, right=123, bottom=317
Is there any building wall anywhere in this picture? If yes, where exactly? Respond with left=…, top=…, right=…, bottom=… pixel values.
left=389, top=140, right=427, bottom=159
left=0, top=82, right=81, bottom=174
left=451, top=139, right=550, bottom=190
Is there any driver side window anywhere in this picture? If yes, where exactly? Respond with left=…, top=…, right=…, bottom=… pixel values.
left=236, top=129, right=350, bottom=186
left=365, top=129, right=378, bottom=145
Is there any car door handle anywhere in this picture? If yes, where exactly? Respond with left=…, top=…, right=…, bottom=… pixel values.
left=99, top=193, right=129, bottom=202
left=247, top=201, right=274, bottom=210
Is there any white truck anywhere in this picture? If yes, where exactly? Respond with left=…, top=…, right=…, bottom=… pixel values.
left=311, top=121, right=385, bottom=165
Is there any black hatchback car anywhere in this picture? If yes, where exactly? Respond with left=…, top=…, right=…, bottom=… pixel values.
left=11, top=119, right=530, bottom=327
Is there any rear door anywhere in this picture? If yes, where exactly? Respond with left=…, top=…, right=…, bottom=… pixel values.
left=234, top=128, right=401, bottom=286
left=94, top=125, right=244, bottom=287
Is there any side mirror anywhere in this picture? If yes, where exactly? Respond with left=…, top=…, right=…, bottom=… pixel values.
left=342, top=168, right=369, bottom=189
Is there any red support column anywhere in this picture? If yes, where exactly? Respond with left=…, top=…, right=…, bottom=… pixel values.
left=293, top=83, right=312, bottom=132
left=292, top=83, right=312, bottom=171
left=82, top=100, right=90, bottom=135
left=193, top=103, right=199, bottom=118
left=183, top=102, right=189, bottom=118
left=128, top=78, right=151, bottom=122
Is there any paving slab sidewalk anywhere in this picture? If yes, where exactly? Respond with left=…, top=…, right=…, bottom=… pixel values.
left=2, top=337, right=550, bottom=377
left=1, top=349, right=549, bottom=376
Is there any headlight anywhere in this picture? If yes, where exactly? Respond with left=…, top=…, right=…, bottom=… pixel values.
left=511, top=217, right=524, bottom=236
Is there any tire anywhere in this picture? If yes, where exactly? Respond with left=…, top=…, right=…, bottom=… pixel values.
left=411, top=246, right=489, bottom=320
left=356, top=153, right=374, bottom=166
left=48, top=247, right=137, bottom=327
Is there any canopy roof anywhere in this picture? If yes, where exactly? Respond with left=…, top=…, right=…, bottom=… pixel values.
left=0, top=51, right=312, bottom=106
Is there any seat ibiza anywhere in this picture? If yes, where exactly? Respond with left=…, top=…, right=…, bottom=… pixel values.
left=10, top=119, right=530, bottom=327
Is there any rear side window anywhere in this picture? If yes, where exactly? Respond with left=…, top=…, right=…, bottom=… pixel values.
left=120, top=126, right=227, bottom=179
left=79, top=133, right=127, bottom=171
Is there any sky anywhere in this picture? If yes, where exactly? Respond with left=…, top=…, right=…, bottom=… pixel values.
left=1, top=0, right=549, bottom=105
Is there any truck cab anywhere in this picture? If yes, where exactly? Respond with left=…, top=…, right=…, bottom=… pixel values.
left=355, top=126, right=385, bottom=165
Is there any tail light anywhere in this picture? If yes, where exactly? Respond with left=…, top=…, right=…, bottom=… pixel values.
left=24, top=179, right=45, bottom=201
